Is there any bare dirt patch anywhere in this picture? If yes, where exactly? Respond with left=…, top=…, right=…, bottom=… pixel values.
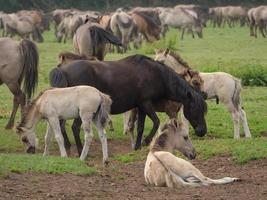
left=0, top=139, right=267, bottom=200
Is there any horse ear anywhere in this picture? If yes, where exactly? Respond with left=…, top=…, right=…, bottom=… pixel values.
left=164, top=48, right=169, bottom=56
left=170, top=119, right=179, bottom=129
left=154, top=49, right=160, bottom=54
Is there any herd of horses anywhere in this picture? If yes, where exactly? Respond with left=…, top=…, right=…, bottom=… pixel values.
left=0, top=4, right=266, bottom=48
left=0, top=3, right=259, bottom=189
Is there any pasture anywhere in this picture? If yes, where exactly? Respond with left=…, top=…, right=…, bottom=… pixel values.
left=0, top=25, right=267, bottom=199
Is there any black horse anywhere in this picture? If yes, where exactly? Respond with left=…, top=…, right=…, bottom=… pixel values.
left=49, top=55, right=207, bottom=153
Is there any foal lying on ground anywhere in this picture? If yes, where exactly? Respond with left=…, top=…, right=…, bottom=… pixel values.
left=16, top=86, right=112, bottom=164
left=144, top=119, right=239, bottom=187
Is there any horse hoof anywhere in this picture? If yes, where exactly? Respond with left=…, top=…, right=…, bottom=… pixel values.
left=103, top=160, right=109, bottom=167
left=5, top=123, right=13, bottom=129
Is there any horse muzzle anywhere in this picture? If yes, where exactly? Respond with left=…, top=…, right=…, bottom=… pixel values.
left=26, top=146, right=36, bottom=154
left=189, top=150, right=196, bottom=160
left=195, top=126, right=207, bottom=137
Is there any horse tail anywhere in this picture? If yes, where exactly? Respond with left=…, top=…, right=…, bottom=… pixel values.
left=232, top=77, right=241, bottom=110
left=89, top=25, right=122, bottom=49
left=94, top=93, right=112, bottom=127
left=49, top=67, right=68, bottom=88
left=19, top=39, right=39, bottom=99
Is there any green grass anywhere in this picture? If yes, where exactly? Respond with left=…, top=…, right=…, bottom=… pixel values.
left=0, top=25, right=267, bottom=176
left=0, top=153, right=95, bottom=177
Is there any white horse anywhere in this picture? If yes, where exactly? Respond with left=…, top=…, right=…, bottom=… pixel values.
left=155, top=49, right=251, bottom=139
left=158, top=7, right=203, bottom=39
left=16, top=86, right=112, bottom=164
left=145, top=119, right=239, bottom=187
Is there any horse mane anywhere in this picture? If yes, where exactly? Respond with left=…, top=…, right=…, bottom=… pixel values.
left=158, top=49, right=192, bottom=70
left=157, top=57, right=207, bottom=114
left=18, top=88, right=54, bottom=128
left=58, top=51, right=97, bottom=61
left=150, top=131, right=168, bottom=152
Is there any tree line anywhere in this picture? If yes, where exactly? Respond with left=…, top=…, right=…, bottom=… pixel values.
left=1, top=0, right=267, bottom=12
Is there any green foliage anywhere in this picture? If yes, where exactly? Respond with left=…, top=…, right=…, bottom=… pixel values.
left=113, top=149, right=148, bottom=163
left=0, top=154, right=96, bottom=177
left=194, top=137, right=267, bottom=164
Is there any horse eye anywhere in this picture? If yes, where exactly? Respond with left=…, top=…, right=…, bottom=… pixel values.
left=184, top=136, right=188, bottom=141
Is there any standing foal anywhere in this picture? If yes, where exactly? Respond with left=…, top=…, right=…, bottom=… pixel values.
left=16, top=86, right=112, bottom=164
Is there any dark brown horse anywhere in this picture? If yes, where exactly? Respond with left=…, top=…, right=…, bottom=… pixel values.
left=49, top=55, right=207, bottom=153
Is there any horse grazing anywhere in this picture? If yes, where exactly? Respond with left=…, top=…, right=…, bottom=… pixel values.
left=155, top=49, right=251, bottom=139
left=49, top=55, right=207, bottom=152
left=0, top=38, right=39, bottom=129
left=123, top=48, right=205, bottom=148
left=73, top=21, right=122, bottom=60
left=145, top=119, right=239, bottom=187
left=16, top=86, right=112, bottom=164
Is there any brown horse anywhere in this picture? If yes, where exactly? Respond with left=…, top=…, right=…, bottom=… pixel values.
left=0, top=38, right=39, bottom=129
left=130, top=11, right=161, bottom=42
left=123, top=49, right=205, bottom=147
left=50, top=54, right=207, bottom=153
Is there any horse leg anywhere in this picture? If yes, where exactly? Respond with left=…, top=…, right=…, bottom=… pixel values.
left=48, top=118, right=67, bottom=157
left=180, top=28, right=185, bottom=40
left=72, top=118, right=83, bottom=156
left=134, top=109, right=146, bottom=150
left=230, top=107, right=240, bottom=139
left=60, top=119, right=71, bottom=155
left=79, top=113, right=94, bottom=161
left=108, top=116, right=114, bottom=132
left=43, top=122, right=53, bottom=156
left=5, top=83, right=25, bottom=129
left=142, top=102, right=160, bottom=146
left=123, top=109, right=137, bottom=149
left=95, top=121, right=109, bottom=165
left=63, top=31, right=68, bottom=43
left=239, top=107, right=251, bottom=138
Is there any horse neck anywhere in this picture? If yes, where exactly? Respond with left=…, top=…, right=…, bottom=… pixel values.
left=150, top=133, right=175, bottom=153
left=23, top=104, right=41, bottom=130
left=165, top=56, right=188, bottom=74
left=164, top=70, right=190, bottom=103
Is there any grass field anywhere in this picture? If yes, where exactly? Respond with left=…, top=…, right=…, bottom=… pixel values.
left=0, top=25, right=266, bottom=176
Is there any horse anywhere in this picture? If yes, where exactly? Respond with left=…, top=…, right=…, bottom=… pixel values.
left=123, top=48, right=205, bottom=148
left=73, top=21, right=122, bottom=60
left=154, top=49, right=251, bottom=139
left=159, top=7, right=203, bottom=40
left=110, top=9, right=136, bottom=52
left=1, top=13, right=43, bottom=42
left=0, top=38, right=39, bottom=129
left=56, top=14, right=83, bottom=43
left=49, top=54, right=207, bottom=153
left=130, top=11, right=161, bottom=42
left=175, top=4, right=210, bottom=27
left=145, top=119, right=239, bottom=187
left=16, top=86, right=111, bottom=164
left=249, top=6, right=267, bottom=38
